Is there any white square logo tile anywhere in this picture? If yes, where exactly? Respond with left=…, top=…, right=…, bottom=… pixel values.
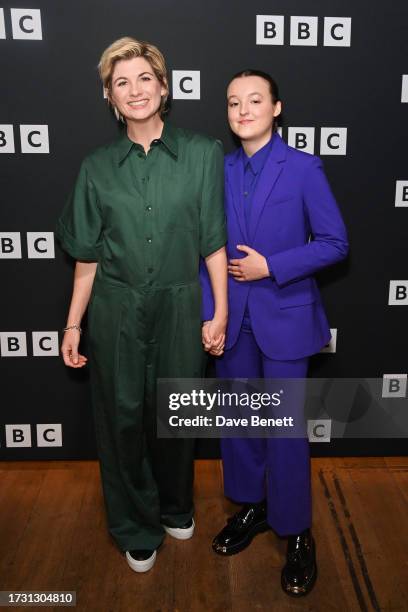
left=172, top=71, right=200, bottom=100
left=6, top=424, right=31, bottom=447
left=288, top=127, right=315, bottom=154
left=11, top=9, right=42, bottom=40
left=0, top=233, right=22, bottom=258
left=401, top=75, right=408, bottom=103
left=324, top=17, right=351, bottom=47
left=0, top=332, right=27, bottom=357
left=321, top=329, right=337, bottom=353
left=388, top=281, right=408, bottom=305
left=395, top=181, right=408, bottom=207
left=256, top=15, right=284, bottom=45
left=36, top=424, right=62, bottom=447
left=27, top=232, right=55, bottom=258
left=308, top=419, right=332, bottom=442
left=0, top=9, right=5, bottom=39
left=32, top=332, right=59, bottom=357
left=382, top=374, right=407, bottom=398
left=320, top=128, right=347, bottom=155
left=0, top=125, right=15, bottom=153
left=20, top=125, right=49, bottom=154
left=290, top=16, right=318, bottom=46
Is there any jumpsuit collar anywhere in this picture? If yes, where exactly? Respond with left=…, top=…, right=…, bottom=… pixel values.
left=115, top=120, right=179, bottom=165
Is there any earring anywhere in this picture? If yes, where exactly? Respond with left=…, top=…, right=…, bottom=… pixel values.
left=113, top=106, right=125, bottom=124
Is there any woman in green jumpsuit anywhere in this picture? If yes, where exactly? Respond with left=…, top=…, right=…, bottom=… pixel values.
left=56, top=37, right=227, bottom=573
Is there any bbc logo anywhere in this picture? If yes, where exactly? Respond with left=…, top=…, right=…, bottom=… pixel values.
left=0, top=8, right=42, bottom=40
left=382, top=374, right=407, bottom=398
left=388, top=281, right=408, bottom=305
left=402, top=75, right=408, bottom=103
left=256, top=16, right=351, bottom=47
left=283, top=127, right=347, bottom=155
left=172, top=71, right=200, bottom=100
left=0, top=125, right=49, bottom=154
left=320, top=329, right=337, bottom=353
left=395, top=181, right=408, bottom=207
left=307, top=420, right=332, bottom=442
left=0, top=232, right=55, bottom=259
left=0, top=332, right=59, bottom=357
left=3, top=424, right=62, bottom=447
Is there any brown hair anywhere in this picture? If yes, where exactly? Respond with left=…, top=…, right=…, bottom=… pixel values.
left=228, top=69, right=281, bottom=131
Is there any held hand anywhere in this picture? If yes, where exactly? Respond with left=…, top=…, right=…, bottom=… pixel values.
left=61, top=329, right=88, bottom=368
left=202, top=317, right=226, bottom=357
left=228, top=245, right=270, bottom=282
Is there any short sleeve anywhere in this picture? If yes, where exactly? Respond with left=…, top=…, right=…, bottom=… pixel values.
left=199, top=140, right=227, bottom=258
left=55, top=159, right=103, bottom=262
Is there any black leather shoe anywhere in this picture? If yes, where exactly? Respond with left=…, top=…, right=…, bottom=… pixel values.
left=212, top=501, right=269, bottom=555
left=281, top=529, right=317, bottom=597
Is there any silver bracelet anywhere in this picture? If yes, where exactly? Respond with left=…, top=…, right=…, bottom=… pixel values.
left=63, top=324, right=82, bottom=334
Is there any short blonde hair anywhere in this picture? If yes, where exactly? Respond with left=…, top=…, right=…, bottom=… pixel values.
left=98, top=36, right=169, bottom=118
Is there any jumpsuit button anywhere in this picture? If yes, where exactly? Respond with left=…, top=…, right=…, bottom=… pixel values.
left=146, top=205, right=152, bottom=211
left=147, top=237, right=152, bottom=243
left=148, top=267, right=154, bottom=273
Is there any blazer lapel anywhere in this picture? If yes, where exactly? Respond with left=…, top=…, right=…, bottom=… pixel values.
left=227, top=149, right=249, bottom=243
left=248, top=133, right=288, bottom=243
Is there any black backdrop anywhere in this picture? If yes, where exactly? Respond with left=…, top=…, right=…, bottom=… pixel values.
left=1, top=0, right=407, bottom=459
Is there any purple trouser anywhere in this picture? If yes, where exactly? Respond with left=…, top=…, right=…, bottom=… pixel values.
left=216, top=321, right=311, bottom=536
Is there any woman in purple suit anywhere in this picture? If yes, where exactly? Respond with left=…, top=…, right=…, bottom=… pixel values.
left=202, top=70, right=348, bottom=597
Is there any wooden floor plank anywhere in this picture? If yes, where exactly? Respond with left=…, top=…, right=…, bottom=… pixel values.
left=0, top=457, right=407, bottom=611
left=0, top=469, right=46, bottom=587
left=311, top=463, right=364, bottom=612
left=346, top=466, right=408, bottom=611
left=3, top=465, right=90, bottom=592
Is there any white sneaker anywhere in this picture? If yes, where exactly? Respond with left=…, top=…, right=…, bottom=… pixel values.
left=125, top=549, right=157, bottom=573
left=163, top=518, right=195, bottom=540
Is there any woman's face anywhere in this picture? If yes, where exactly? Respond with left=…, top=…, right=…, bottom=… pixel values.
left=109, top=56, right=167, bottom=123
left=227, top=76, right=281, bottom=143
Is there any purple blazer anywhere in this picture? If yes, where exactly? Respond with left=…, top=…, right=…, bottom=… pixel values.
left=201, top=133, right=349, bottom=360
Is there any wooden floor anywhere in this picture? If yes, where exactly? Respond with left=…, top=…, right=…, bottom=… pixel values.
left=0, top=458, right=407, bottom=612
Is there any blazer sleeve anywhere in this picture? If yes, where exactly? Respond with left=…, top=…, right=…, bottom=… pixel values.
left=266, top=157, right=349, bottom=287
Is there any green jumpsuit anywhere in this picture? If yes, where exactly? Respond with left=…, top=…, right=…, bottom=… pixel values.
left=56, top=122, right=226, bottom=551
